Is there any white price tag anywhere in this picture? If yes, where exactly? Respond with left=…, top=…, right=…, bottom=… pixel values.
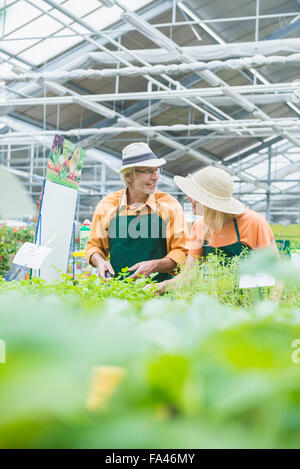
left=239, top=273, right=275, bottom=289
left=291, top=253, right=300, bottom=269
left=13, top=242, right=52, bottom=270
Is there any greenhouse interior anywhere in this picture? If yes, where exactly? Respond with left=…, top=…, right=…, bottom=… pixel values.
left=0, top=0, right=300, bottom=451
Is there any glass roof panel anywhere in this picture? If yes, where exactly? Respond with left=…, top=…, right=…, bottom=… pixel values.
left=1, top=0, right=38, bottom=36
left=10, top=12, right=63, bottom=39
left=0, top=61, right=13, bottom=74
left=287, top=171, right=300, bottom=178
left=272, top=183, right=298, bottom=192
left=239, top=194, right=265, bottom=202
left=0, top=0, right=153, bottom=66
left=20, top=35, right=81, bottom=64
left=246, top=161, right=268, bottom=177
left=83, top=5, right=127, bottom=30
left=0, top=39, right=37, bottom=56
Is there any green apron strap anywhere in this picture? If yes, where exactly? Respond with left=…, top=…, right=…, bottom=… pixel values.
left=233, top=218, right=240, bottom=242
left=204, top=219, right=240, bottom=245
left=116, top=195, right=123, bottom=217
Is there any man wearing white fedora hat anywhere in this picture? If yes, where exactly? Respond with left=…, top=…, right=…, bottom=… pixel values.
left=152, top=165, right=280, bottom=294
left=85, top=142, right=187, bottom=280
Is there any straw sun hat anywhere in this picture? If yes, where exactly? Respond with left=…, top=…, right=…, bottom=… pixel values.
left=174, top=166, right=245, bottom=215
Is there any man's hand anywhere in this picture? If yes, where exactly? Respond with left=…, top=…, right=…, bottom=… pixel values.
left=97, top=260, right=115, bottom=280
left=128, top=257, right=177, bottom=280
left=91, top=253, right=114, bottom=280
left=128, top=260, right=158, bottom=280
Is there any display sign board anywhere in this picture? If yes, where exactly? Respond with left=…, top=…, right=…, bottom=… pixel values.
left=46, top=135, right=86, bottom=190
left=33, top=135, right=85, bottom=281
left=35, top=180, right=78, bottom=281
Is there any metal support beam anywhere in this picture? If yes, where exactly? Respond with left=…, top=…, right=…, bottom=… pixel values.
left=266, top=148, right=271, bottom=222
left=1, top=83, right=299, bottom=106
left=29, top=144, right=34, bottom=198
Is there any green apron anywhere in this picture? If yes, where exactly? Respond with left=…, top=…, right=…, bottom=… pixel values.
left=203, top=218, right=265, bottom=300
left=108, top=199, right=173, bottom=282
left=203, top=218, right=251, bottom=258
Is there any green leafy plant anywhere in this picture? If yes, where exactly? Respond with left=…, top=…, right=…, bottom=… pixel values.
left=166, top=250, right=300, bottom=308
left=0, top=224, right=35, bottom=277
left=0, top=269, right=159, bottom=305
left=2, top=251, right=299, bottom=308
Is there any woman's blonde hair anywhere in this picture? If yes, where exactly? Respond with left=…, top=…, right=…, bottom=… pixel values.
left=203, top=206, right=235, bottom=240
left=120, top=167, right=135, bottom=186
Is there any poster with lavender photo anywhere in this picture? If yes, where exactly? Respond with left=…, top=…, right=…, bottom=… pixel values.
left=46, top=135, right=86, bottom=190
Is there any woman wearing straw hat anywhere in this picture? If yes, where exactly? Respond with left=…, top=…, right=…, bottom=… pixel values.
left=153, top=165, right=279, bottom=294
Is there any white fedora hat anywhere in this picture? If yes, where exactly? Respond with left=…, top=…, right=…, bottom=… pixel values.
left=174, top=166, right=245, bottom=215
left=120, top=142, right=166, bottom=171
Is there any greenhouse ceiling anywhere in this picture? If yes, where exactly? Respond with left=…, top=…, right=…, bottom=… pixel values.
left=0, top=0, right=299, bottom=223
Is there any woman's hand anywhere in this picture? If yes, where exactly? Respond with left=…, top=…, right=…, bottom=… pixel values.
left=271, top=280, right=284, bottom=304
left=143, top=280, right=169, bottom=296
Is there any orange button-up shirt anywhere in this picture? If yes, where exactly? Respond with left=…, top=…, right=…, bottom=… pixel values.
left=85, top=189, right=188, bottom=267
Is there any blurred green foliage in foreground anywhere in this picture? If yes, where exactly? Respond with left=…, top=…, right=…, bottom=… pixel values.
left=0, top=251, right=300, bottom=449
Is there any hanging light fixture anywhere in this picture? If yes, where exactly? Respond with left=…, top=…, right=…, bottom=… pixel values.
left=121, top=11, right=180, bottom=52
